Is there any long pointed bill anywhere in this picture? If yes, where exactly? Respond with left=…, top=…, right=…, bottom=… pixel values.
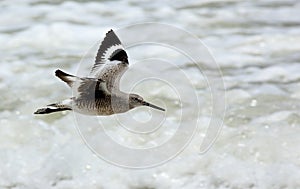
left=143, top=101, right=165, bottom=112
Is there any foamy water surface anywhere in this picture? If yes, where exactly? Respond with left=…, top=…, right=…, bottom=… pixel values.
left=1, top=0, right=300, bottom=188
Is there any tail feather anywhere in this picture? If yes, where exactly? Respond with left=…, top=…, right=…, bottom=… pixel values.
left=55, top=69, right=77, bottom=87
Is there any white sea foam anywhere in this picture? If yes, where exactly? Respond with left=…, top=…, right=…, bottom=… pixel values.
left=1, top=0, right=300, bottom=188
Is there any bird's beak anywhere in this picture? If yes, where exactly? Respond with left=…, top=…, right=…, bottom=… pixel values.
left=142, top=101, right=165, bottom=112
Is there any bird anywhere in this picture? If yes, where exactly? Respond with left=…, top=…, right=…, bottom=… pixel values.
left=34, top=29, right=165, bottom=115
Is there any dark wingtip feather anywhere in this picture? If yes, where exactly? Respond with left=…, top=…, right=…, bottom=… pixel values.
left=34, top=107, right=72, bottom=114
left=34, top=108, right=51, bottom=114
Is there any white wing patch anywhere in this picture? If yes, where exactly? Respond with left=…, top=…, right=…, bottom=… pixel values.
left=90, top=44, right=124, bottom=77
left=90, top=30, right=128, bottom=79
left=103, top=44, right=124, bottom=62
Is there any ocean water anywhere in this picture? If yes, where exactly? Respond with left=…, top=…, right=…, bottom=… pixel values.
left=1, top=0, right=300, bottom=188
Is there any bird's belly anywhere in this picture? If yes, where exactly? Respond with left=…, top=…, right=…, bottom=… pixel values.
left=72, top=107, right=109, bottom=115
left=73, top=99, right=129, bottom=116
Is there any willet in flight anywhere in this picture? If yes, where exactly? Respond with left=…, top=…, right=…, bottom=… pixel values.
left=34, top=29, right=165, bottom=115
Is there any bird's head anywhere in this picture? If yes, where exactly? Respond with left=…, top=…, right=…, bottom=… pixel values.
left=129, top=93, right=165, bottom=112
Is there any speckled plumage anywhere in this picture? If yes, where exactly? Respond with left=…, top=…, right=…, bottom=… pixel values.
left=34, top=29, right=165, bottom=115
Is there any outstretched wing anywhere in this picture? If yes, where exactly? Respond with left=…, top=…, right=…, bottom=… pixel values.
left=90, top=29, right=128, bottom=76
left=90, top=29, right=129, bottom=92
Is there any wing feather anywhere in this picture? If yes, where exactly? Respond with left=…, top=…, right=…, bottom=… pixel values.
left=90, top=29, right=128, bottom=76
left=77, top=78, right=109, bottom=99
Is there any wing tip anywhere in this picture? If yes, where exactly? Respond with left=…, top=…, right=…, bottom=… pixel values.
left=104, top=29, right=115, bottom=37
left=105, top=29, right=118, bottom=39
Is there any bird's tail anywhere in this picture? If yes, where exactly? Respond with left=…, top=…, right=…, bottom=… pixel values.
left=55, top=69, right=77, bottom=87
left=34, top=99, right=73, bottom=115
